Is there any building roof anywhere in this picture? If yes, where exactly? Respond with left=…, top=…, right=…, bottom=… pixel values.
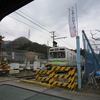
left=0, top=0, right=34, bottom=21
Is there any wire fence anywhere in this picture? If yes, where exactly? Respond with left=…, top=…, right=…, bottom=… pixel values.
left=82, top=30, right=100, bottom=79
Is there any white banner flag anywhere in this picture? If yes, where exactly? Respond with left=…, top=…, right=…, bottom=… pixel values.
left=69, top=7, right=76, bottom=37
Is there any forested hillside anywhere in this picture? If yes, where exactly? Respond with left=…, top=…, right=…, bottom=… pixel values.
left=4, top=37, right=85, bottom=58
left=4, top=37, right=49, bottom=57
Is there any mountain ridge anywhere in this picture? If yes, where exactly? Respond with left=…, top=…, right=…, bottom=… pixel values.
left=4, top=37, right=48, bottom=57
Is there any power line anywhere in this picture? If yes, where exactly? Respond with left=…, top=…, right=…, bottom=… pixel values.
left=9, top=16, right=51, bottom=37
left=19, top=9, right=46, bottom=27
left=52, top=36, right=74, bottom=49
left=62, top=39, right=74, bottom=48
left=17, top=10, right=52, bottom=36
left=18, top=10, right=45, bottom=27
left=50, top=31, right=67, bottom=47
left=14, top=11, right=50, bottom=33
left=9, top=16, right=45, bottom=33
left=55, top=31, right=74, bottom=48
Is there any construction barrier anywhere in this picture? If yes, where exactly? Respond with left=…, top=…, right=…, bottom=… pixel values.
left=35, top=65, right=77, bottom=90
left=0, top=62, right=34, bottom=76
left=0, top=61, right=9, bottom=76
left=1, top=61, right=8, bottom=69
left=0, top=61, right=9, bottom=72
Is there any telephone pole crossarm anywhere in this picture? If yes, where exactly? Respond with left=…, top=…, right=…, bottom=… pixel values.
left=54, top=36, right=67, bottom=40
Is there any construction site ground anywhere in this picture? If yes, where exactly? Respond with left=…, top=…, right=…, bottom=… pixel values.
left=0, top=75, right=100, bottom=100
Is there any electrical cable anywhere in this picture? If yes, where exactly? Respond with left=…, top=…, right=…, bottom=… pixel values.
left=9, top=16, right=51, bottom=37
left=14, top=12, right=50, bottom=33
left=56, top=39, right=74, bottom=49
left=18, top=10, right=45, bottom=27
left=62, top=39, right=75, bottom=48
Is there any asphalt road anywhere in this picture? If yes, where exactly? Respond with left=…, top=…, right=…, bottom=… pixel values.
left=0, top=84, right=70, bottom=100
left=0, top=77, right=100, bottom=100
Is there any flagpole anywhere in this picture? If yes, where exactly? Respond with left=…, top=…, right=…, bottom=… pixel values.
left=68, top=4, right=81, bottom=89
left=75, top=3, right=81, bottom=89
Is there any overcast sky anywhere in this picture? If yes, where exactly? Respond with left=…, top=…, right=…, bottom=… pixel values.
left=0, top=0, right=100, bottom=49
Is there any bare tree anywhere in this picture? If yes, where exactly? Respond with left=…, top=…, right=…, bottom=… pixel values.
left=90, top=30, right=100, bottom=41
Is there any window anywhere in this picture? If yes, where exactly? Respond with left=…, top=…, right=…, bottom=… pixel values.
left=60, top=48, right=65, bottom=50
left=49, top=51, right=65, bottom=58
left=53, top=52, right=57, bottom=58
left=50, top=52, right=57, bottom=58
left=50, top=49, right=54, bottom=51
left=58, top=52, right=65, bottom=58
left=50, top=52, right=53, bottom=58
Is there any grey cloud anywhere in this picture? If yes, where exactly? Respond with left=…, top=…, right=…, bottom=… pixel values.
left=1, top=0, right=100, bottom=48
left=77, top=0, right=100, bottom=17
